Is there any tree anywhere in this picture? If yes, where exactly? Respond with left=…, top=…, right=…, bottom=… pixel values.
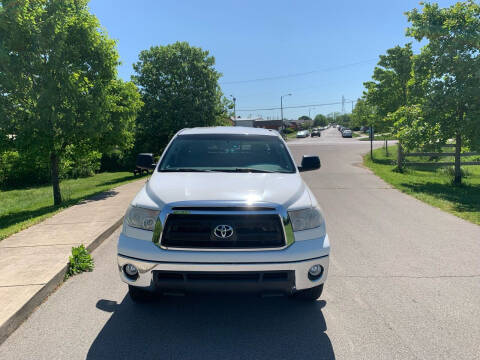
left=334, top=113, right=352, bottom=128
left=0, top=0, right=129, bottom=204
left=352, top=97, right=377, bottom=129
left=364, top=44, right=413, bottom=117
left=132, top=42, right=228, bottom=154
left=404, top=0, right=480, bottom=184
left=313, top=114, right=327, bottom=127
left=363, top=44, right=414, bottom=166
left=298, top=115, right=311, bottom=121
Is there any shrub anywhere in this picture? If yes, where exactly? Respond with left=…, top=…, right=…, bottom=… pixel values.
left=60, top=146, right=102, bottom=179
left=65, top=245, right=94, bottom=279
left=0, top=150, right=50, bottom=189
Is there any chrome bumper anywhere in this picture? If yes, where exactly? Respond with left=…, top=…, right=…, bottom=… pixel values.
left=118, top=254, right=329, bottom=292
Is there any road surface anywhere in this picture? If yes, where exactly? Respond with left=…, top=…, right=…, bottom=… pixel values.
left=2, top=128, right=479, bottom=359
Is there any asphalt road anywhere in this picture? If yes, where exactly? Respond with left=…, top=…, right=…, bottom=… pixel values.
left=2, top=128, right=480, bottom=359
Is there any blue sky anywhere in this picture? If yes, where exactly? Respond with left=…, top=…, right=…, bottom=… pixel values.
left=89, top=0, right=458, bottom=120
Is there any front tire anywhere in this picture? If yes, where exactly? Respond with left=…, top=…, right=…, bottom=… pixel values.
left=128, top=285, right=151, bottom=302
left=294, top=284, right=323, bottom=301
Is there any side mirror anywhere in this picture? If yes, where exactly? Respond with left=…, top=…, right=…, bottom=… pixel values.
left=298, top=155, right=321, bottom=172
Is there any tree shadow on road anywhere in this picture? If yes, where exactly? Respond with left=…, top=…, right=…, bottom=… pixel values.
left=89, top=294, right=335, bottom=360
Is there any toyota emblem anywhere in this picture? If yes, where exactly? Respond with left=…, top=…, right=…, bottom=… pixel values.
left=213, top=224, right=234, bottom=239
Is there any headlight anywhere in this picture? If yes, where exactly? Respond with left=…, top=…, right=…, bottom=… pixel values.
left=124, top=205, right=160, bottom=231
left=288, top=207, right=325, bottom=232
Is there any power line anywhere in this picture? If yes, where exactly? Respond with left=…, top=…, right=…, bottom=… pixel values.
left=236, top=101, right=344, bottom=112
left=220, top=58, right=377, bottom=85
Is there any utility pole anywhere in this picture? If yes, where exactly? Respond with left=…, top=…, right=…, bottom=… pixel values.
left=280, top=93, right=292, bottom=134
left=342, top=95, right=345, bottom=114
left=230, top=95, right=236, bottom=123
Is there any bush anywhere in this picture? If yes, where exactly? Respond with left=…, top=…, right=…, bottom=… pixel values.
left=60, top=146, right=102, bottom=178
left=0, top=150, right=50, bottom=189
left=100, top=149, right=136, bottom=172
left=65, top=245, right=94, bottom=279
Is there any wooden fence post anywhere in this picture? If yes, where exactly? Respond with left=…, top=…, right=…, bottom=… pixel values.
left=454, top=133, right=462, bottom=185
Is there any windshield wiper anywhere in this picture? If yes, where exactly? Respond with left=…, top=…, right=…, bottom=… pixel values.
left=159, top=168, right=214, bottom=172
left=233, top=168, right=274, bottom=173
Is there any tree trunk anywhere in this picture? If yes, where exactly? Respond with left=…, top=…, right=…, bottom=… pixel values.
left=370, top=126, right=373, bottom=160
left=397, top=142, right=404, bottom=171
left=50, top=152, right=62, bottom=205
left=454, top=132, right=462, bottom=185
left=385, top=138, right=389, bottom=156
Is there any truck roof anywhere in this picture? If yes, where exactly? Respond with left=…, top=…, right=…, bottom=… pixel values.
left=178, top=126, right=280, bottom=137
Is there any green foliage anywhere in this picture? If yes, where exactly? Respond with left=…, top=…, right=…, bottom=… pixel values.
left=65, top=245, right=94, bottom=279
left=298, top=115, right=312, bottom=121
left=364, top=44, right=413, bottom=116
left=404, top=1, right=480, bottom=151
left=0, top=0, right=139, bottom=205
left=60, top=146, right=102, bottom=178
left=333, top=113, right=352, bottom=127
left=351, top=97, right=377, bottom=129
left=132, top=42, right=228, bottom=154
left=0, top=150, right=50, bottom=189
left=388, top=105, right=440, bottom=151
left=313, top=114, right=327, bottom=127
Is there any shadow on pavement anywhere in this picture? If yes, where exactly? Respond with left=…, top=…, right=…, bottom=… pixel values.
left=88, top=294, right=334, bottom=360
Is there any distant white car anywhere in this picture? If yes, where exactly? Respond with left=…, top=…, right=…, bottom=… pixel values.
left=296, top=130, right=309, bottom=138
left=342, top=129, right=353, bottom=138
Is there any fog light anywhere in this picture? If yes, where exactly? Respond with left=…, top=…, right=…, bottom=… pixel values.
left=308, top=264, right=323, bottom=280
left=124, top=264, right=138, bottom=279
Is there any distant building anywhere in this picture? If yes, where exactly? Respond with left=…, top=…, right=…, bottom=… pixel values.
left=233, top=117, right=261, bottom=128
left=253, top=119, right=283, bottom=130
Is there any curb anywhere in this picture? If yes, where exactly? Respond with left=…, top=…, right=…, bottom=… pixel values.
left=0, top=216, right=124, bottom=345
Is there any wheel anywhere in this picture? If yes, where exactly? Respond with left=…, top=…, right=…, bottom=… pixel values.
left=294, top=284, right=323, bottom=301
left=128, top=285, right=152, bottom=302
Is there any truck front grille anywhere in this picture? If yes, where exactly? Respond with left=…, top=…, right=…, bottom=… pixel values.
left=161, top=214, right=285, bottom=249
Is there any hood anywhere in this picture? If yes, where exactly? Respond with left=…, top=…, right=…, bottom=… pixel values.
left=132, top=172, right=311, bottom=210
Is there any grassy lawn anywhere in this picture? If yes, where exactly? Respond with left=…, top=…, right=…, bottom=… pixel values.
left=359, top=134, right=397, bottom=141
left=364, top=145, right=480, bottom=226
left=285, top=132, right=298, bottom=140
left=0, top=172, right=145, bottom=241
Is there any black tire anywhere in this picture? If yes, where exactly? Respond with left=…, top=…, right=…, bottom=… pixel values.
left=294, top=284, right=323, bottom=301
left=128, top=285, right=152, bottom=302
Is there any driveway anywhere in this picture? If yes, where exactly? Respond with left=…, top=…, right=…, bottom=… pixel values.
left=2, top=128, right=479, bottom=359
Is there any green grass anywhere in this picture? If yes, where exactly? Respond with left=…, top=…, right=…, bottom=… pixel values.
left=285, top=132, right=298, bottom=139
left=352, top=132, right=362, bottom=138
left=359, top=134, right=397, bottom=141
left=364, top=145, right=480, bottom=225
left=0, top=172, right=145, bottom=241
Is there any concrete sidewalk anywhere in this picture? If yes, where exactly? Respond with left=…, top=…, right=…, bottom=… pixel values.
left=0, top=178, right=146, bottom=343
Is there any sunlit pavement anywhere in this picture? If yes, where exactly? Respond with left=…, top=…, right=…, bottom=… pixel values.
left=2, top=128, right=480, bottom=360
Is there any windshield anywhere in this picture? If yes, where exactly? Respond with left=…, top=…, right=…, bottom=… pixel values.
left=158, top=134, right=296, bottom=173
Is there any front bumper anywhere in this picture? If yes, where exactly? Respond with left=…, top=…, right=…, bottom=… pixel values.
left=118, top=253, right=329, bottom=293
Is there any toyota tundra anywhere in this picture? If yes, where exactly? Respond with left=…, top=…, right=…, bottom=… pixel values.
left=118, top=127, right=330, bottom=301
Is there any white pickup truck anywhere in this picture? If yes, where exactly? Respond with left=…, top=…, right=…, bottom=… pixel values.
left=117, top=127, right=330, bottom=301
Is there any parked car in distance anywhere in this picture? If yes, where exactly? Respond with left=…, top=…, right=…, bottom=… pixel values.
left=341, top=129, right=353, bottom=138
left=311, top=129, right=321, bottom=137
left=133, top=153, right=156, bottom=175
left=118, top=127, right=330, bottom=302
left=296, top=130, right=309, bottom=138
